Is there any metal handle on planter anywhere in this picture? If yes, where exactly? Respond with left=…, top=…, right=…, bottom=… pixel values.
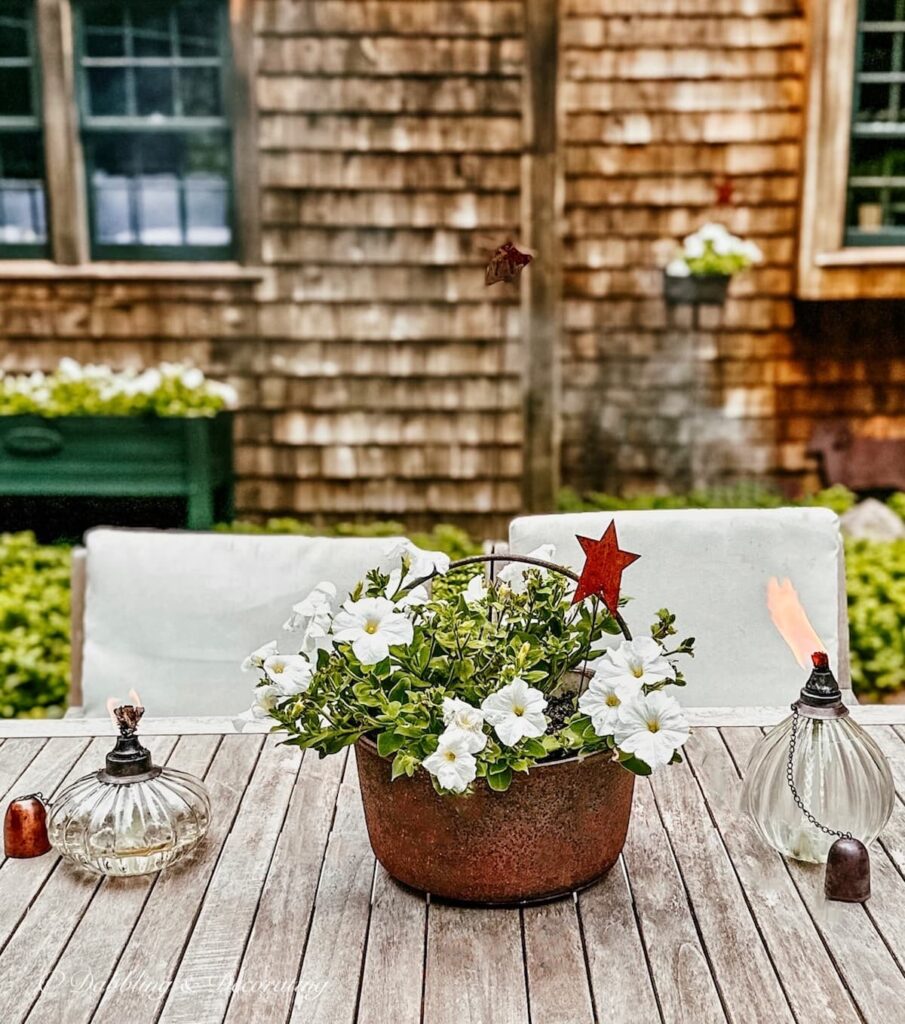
left=3, top=424, right=63, bottom=458
left=410, top=552, right=632, bottom=641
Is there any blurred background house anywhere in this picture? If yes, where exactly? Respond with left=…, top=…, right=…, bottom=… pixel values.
left=0, top=0, right=903, bottom=537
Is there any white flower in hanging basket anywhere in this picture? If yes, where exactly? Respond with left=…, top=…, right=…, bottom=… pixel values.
left=332, top=596, right=414, bottom=665
left=422, top=733, right=478, bottom=793
left=594, top=637, right=676, bottom=690
left=614, top=691, right=690, bottom=771
left=481, top=677, right=548, bottom=746
left=262, top=654, right=314, bottom=697
left=442, top=697, right=488, bottom=753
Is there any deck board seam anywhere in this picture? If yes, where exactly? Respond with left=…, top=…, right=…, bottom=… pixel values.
left=721, top=727, right=872, bottom=1024
left=68, top=736, right=225, bottom=1024
left=643, top=777, right=735, bottom=1024
left=148, top=734, right=266, bottom=1024
left=282, top=748, right=351, bottom=1024
left=220, top=744, right=308, bottom=1023
left=684, top=736, right=802, bottom=1024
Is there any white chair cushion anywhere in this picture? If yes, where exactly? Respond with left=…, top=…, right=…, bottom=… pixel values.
left=509, top=508, right=846, bottom=708
left=79, top=528, right=413, bottom=718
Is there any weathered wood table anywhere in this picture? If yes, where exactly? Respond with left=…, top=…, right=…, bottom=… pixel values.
left=1, top=706, right=904, bottom=1024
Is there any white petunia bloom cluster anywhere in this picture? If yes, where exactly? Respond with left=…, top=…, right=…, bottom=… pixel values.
left=580, top=637, right=689, bottom=770
left=0, top=358, right=238, bottom=416
left=422, top=697, right=487, bottom=793
left=665, top=222, right=763, bottom=278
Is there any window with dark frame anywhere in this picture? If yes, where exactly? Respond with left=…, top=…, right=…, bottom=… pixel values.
left=846, top=0, right=905, bottom=244
left=74, top=0, right=234, bottom=261
left=0, top=0, right=48, bottom=258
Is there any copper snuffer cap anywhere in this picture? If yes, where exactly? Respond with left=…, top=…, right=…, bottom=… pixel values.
left=4, top=793, right=51, bottom=859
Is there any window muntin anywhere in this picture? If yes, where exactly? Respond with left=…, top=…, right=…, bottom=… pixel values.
left=75, top=0, right=233, bottom=260
left=846, top=0, right=905, bottom=244
left=0, top=0, right=48, bottom=257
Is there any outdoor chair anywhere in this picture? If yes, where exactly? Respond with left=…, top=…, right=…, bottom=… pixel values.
left=69, top=527, right=414, bottom=717
left=508, top=508, right=849, bottom=708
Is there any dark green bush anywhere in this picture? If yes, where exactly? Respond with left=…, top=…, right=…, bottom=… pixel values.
left=1, top=500, right=901, bottom=716
left=0, top=533, right=70, bottom=718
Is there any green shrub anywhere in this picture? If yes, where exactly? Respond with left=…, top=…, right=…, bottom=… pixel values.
left=1, top=502, right=902, bottom=717
left=845, top=539, right=905, bottom=701
left=217, top=518, right=482, bottom=560
left=558, top=483, right=859, bottom=515
left=0, top=533, right=70, bottom=718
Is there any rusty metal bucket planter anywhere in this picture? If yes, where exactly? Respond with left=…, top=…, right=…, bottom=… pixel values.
left=355, top=736, right=635, bottom=905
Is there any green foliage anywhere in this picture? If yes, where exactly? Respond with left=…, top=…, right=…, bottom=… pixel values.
left=218, top=518, right=481, bottom=559
left=263, top=560, right=692, bottom=793
left=845, top=539, right=905, bottom=701
left=0, top=533, right=70, bottom=718
left=0, top=360, right=236, bottom=418
left=558, top=483, right=858, bottom=515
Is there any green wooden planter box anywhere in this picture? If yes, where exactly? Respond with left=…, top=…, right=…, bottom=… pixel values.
left=0, top=413, right=234, bottom=530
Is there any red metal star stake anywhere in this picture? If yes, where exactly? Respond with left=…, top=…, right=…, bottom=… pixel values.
left=571, top=521, right=640, bottom=616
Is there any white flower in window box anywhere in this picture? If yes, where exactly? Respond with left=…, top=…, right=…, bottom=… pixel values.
left=664, top=221, right=763, bottom=305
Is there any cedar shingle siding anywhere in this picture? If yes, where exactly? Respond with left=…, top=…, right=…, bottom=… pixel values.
left=2, top=0, right=904, bottom=534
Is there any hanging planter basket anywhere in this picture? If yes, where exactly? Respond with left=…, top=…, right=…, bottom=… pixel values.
left=663, top=271, right=731, bottom=305
left=354, top=552, right=637, bottom=906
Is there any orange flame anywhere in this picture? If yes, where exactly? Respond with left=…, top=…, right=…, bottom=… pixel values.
left=105, top=689, right=143, bottom=726
left=767, top=578, right=826, bottom=670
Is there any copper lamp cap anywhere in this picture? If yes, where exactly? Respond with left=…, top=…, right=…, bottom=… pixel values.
left=4, top=794, right=51, bottom=858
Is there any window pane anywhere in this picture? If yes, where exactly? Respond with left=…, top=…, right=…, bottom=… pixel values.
left=91, top=136, right=135, bottom=243
left=82, top=0, right=125, bottom=56
left=0, top=133, right=46, bottom=244
left=132, top=6, right=173, bottom=58
left=0, top=3, right=29, bottom=59
left=864, top=0, right=898, bottom=19
left=87, top=66, right=129, bottom=116
left=135, top=67, right=174, bottom=117
left=176, top=5, right=219, bottom=57
left=0, top=68, right=33, bottom=117
left=180, top=66, right=221, bottom=117
left=855, top=82, right=896, bottom=122
left=861, top=32, right=896, bottom=72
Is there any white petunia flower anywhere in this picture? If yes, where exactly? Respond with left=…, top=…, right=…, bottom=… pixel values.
left=262, top=654, right=314, bottom=696
left=283, top=581, right=336, bottom=658
left=441, top=697, right=487, bottom=753
left=496, top=544, right=557, bottom=595
left=462, top=573, right=487, bottom=606
left=384, top=567, right=430, bottom=609
left=696, top=222, right=731, bottom=243
left=594, top=637, right=676, bottom=690
left=481, top=677, right=548, bottom=746
left=249, top=684, right=280, bottom=719
left=332, top=596, right=414, bottom=665
left=422, top=733, right=477, bottom=793
left=180, top=366, right=205, bottom=389
left=712, top=232, right=735, bottom=256
left=241, top=640, right=278, bottom=672
left=665, top=258, right=691, bottom=278
left=579, top=673, right=641, bottom=737
left=58, top=357, right=83, bottom=380
left=740, top=240, right=763, bottom=264
left=683, top=234, right=706, bottom=258
left=614, top=690, right=690, bottom=771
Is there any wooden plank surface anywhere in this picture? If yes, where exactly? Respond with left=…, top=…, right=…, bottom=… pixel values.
left=0, top=724, right=901, bottom=1024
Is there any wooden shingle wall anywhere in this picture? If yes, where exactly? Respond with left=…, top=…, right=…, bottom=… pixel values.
left=559, top=0, right=808, bottom=494
left=0, top=0, right=526, bottom=536
left=250, top=0, right=525, bottom=532
left=3, top=0, right=904, bottom=530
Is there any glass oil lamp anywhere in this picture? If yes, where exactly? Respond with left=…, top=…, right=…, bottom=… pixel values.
left=47, top=705, right=210, bottom=876
left=743, top=652, right=894, bottom=899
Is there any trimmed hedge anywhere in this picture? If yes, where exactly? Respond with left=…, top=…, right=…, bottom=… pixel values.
left=0, top=495, right=902, bottom=717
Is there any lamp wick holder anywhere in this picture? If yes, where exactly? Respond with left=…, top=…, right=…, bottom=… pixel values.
left=99, top=704, right=160, bottom=784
